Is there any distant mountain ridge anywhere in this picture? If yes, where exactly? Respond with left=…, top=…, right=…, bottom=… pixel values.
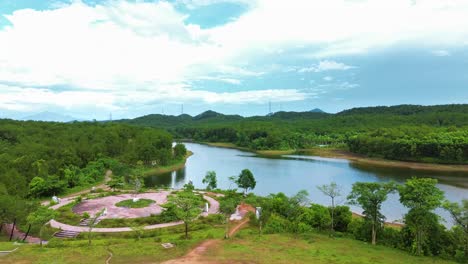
left=116, top=104, right=468, bottom=129
left=309, top=108, right=326, bottom=113
left=22, top=111, right=79, bottom=122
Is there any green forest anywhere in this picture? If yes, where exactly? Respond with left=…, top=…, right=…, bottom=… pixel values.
left=119, top=104, right=468, bottom=164
left=0, top=120, right=185, bottom=235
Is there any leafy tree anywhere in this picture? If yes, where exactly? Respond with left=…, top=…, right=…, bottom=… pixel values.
left=107, top=176, right=124, bottom=191
left=399, top=178, right=445, bottom=255
left=63, top=166, right=81, bottom=188
left=236, top=169, right=256, bottom=196
left=173, top=143, right=187, bottom=159
left=167, top=191, right=203, bottom=239
left=331, top=205, right=352, bottom=233
left=299, top=204, right=331, bottom=231
left=29, top=177, right=46, bottom=197
left=130, top=224, right=145, bottom=241
left=219, top=197, right=239, bottom=238
left=202, top=171, right=217, bottom=190
left=317, top=182, right=341, bottom=235
left=347, top=182, right=395, bottom=245
left=443, top=199, right=468, bottom=259
left=26, top=206, right=57, bottom=247
left=88, top=209, right=105, bottom=246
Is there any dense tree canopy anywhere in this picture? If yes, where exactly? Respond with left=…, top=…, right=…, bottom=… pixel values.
left=118, top=104, right=468, bottom=164
left=0, top=119, right=182, bottom=229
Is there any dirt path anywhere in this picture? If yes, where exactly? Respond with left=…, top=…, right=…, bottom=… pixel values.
left=162, top=214, right=250, bottom=264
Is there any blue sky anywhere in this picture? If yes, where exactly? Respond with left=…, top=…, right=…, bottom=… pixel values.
left=0, top=0, right=467, bottom=120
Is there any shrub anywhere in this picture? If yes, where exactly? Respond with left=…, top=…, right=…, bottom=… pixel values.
left=264, top=213, right=289, bottom=234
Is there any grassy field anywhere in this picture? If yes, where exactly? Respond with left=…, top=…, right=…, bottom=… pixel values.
left=0, top=227, right=224, bottom=264
left=0, top=226, right=456, bottom=264
left=203, top=229, right=455, bottom=264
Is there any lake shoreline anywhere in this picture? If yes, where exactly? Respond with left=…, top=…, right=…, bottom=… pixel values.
left=202, top=142, right=468, bottom=173
left=143, top=151, right=193, bottom=176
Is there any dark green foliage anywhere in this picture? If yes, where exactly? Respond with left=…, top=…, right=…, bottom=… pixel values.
left=202, top=171, right=217, bottom=190
left=173, top=143, right=187, bottom=159
left=165, top=190, right=204, bottom=239
left=331, top=206, right=352, bottom=233
left=236, top=169, right=256, bottom=195
left=399, top=178, right=445, bottom=256
left=0, top=120, right=181, bottom=232
left=119, top=104, right=468, bottom=164
left=347, top=182, right=395, bottom=244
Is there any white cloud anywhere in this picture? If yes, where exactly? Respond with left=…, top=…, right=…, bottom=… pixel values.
left=298, top=60, right=354, bottom=73
left=432, top=50, right=451, bottom=57
left=1, top=0, right=468, bottom=116
left=208, top=0, right=468, bottom=57
left=323, top=76, right=333, bottom=81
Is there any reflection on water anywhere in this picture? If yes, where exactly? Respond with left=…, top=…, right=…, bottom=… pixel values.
left=144, top=167, right=187, bottom=189
left=144, top=143, right=468, bottom=225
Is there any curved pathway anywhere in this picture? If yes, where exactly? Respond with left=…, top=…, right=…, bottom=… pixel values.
left=49, top=193, right=219, bottom=233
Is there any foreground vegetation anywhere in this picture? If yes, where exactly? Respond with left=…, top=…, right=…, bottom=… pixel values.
left=0, top=119, right=188, bottom=242
left=0, top=225, right=225, bottom=264
left=1, top=226, right=456, bottom=264
left=206, top=230, right=456, bottom=264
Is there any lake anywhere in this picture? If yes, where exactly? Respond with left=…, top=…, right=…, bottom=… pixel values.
left=145, top=143, right=468, bottom=225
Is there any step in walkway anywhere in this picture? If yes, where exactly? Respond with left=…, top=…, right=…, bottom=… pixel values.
left=54, top=230, right=80, bottom=239
left=79, top=217, right=102, bottom=227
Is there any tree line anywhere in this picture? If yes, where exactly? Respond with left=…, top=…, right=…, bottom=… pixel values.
left=119, top=104, right=468, bottom=164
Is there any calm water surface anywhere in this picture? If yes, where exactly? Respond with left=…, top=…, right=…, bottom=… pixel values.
left=145, top=143, right=468, bottom=224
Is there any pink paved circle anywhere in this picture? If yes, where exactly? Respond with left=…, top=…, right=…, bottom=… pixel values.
left=72, top=191, right=171, bottom=219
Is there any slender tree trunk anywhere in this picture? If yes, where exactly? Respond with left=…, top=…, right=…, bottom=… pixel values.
left=185, top=222, right=188, bottom=239
left=225, top=216, right=230, bottom=239
left=331, top=197, right=335, bottom=236
left=0, top=222, right=3, bottom=233
left=371, top=208, right=377, bottom=245
left=23, top=224, right=31, bottom=242
left=9, top=218, right=16, bottom=241
left=39, top=225, right=44, bottom=248
left=371, top=222, right=376, bottom=245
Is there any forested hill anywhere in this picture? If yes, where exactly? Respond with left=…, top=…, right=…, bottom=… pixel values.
left=117, top=104, right=468, bottom=165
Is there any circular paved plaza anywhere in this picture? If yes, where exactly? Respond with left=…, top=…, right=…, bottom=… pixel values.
left=72, top=191, right=171, bottom=219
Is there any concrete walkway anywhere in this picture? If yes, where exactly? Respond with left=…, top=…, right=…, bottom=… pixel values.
left=49, top=193, right=219, bottom=233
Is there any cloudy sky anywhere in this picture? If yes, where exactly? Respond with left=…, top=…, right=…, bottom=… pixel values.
left=1, top=0, right=467, bottom=120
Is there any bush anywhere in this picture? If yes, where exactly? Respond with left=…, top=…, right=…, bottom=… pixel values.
left=264, top=213, right=289, bottom=234
left=332, top=206, right=352, bottom=232
left=82, top=212, right=90, bottom=219
left=201, top=214, right=224, bottom=225
left=299, top=204, right=331, bottom=231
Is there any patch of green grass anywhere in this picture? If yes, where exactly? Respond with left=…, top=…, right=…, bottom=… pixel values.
left=205, top=229, right=456, bottom=264
left=115, top=199, right=155, bottom=208
left=95, top=214, right=166, bottom=228
left=0, top=242, right=19, bottom=251
left=54, top=202, right=82, bottom=226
